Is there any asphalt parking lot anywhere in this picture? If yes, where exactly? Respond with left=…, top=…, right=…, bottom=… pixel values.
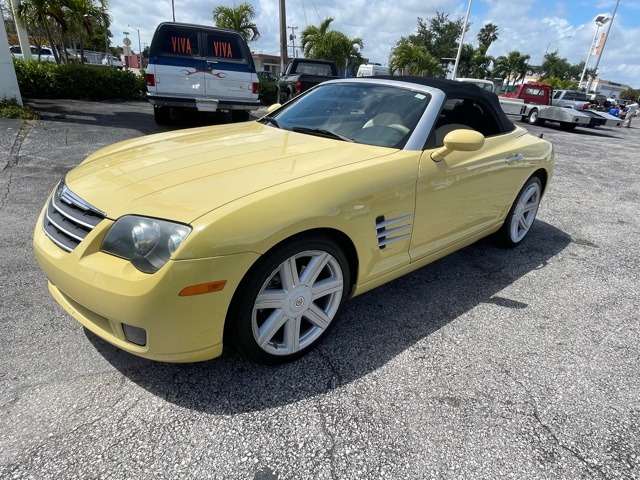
left=1, top=99, right=639, bottom=479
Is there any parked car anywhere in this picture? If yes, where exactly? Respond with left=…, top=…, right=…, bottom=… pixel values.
left=33, top=77, right=554, bottom=365
left=10, top=45, right=56, bottom=62
left=102, top=55, right=123, bottom=69
left=277, top=58, right=338, bottom=102
left=356, top=63, right=389, bottom=77
left=257, top=71, right=278, bottom=83
left=144, top=22, right=260, bottom=125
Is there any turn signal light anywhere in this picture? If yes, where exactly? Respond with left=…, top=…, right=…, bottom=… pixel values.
left=179, top=280, right=227, bottom=296
left=252, top=82, right=259, bottom=94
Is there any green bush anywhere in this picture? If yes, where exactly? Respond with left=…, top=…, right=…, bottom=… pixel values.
left=0, top=98, right=40, bottom=119
left=13, top=58, right=147, bottom=100
left=258, top=78, right=278, bottom=105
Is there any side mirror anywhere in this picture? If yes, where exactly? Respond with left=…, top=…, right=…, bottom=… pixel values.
left=431, top=129, right=485, bottom=162
left=267, top=103, right=281, bottom=114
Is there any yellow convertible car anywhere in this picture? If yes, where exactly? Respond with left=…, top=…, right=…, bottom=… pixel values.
left=33, top=77, right=554, bottom=364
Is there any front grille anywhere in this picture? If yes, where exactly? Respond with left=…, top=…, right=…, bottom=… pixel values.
left=43, top=181, right=106, bottom=252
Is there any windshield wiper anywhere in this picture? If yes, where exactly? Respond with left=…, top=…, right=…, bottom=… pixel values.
left=261, top=116, right=281, bottom=128
left=292, top=127, right=354, bottom=142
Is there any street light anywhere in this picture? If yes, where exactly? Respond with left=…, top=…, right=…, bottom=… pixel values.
left=128, top=24, right=142, bottom=69
left=579, top=14, right=610, bottom=90
left=544, top=35, right=572, bottom=58
left=587, top=0, right=620, bottom=93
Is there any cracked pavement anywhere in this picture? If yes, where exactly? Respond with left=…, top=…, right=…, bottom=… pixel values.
left=1, top=100, right=639, bottom=479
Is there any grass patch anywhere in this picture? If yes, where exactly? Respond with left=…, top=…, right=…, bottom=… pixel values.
left=0, top=99, right=40, bottom=120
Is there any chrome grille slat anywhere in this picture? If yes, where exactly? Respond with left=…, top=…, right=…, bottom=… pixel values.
left=42, top=181, right=106, bottom=252
left=51, top=194, right=102, bottom=229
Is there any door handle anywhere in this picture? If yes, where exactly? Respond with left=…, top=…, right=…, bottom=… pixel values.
left=505, top=153, right=524, bottom=164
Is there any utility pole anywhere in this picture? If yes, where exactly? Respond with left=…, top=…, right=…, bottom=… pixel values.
left=10, top=0, right=32, bottom=61
left=279, top=0, right=287, bottom=75
left=287, top=26, right=298, bottom=59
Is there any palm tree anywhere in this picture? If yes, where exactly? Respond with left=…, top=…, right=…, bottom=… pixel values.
left=64, top=0, right=102, bottom=64
left=494, top=50, right=531, bottom=87
left=477, top=23, right=498, bottom=54
left=212, top=2, right=260, bottom=42
left=16, top=0, right=66, bottom=63
left=388, top=41, right=439, bottom=77
left=300, top=17, right=364, bottom=71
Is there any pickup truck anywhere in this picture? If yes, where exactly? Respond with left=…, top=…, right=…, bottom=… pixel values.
left=498, top=82, right=621, bottom=130
left=277, top=59, right=338, bottom=103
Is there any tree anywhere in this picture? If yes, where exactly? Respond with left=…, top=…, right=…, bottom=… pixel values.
left=477, top=23, right=498, bottom=54
left=388, top=40, right=440, bottom=76
left=493, top=51, right=531, bottom=86
left=300, top=18, right=363, bottom=72
left=396, top=13, right=465, bottom=77
left=620, top=89, right=640, bottom=101
left=16, top=0, right=66, bottom=63
left=212, top=2, right=259, bottom=42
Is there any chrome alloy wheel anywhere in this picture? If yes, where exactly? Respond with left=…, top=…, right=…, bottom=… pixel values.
left=510, top=181, right=541, bottom=243
left=251, top=250, right=344, bottom=356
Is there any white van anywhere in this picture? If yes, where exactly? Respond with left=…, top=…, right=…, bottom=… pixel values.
left=357, top=64, right=390, bottom=77
left=145, top=22, right=260, bottom=124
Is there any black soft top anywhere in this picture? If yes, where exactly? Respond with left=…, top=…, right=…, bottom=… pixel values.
left=374, top=75, right=516, bottom=133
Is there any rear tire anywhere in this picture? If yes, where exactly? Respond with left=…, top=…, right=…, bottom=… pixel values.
left=231, top=110, right=250, bottom=122
left=559, top=122, right=577, bottom=131
left=494, top=176, right=542, bottom=248
left=153, top=106, right=171, bottom=125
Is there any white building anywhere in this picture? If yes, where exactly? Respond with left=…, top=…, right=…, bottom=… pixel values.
left=588, top=78, right=631, bottom=100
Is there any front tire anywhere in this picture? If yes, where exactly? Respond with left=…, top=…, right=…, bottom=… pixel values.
left=527, top=108, right=542, bottom=125
left=227, top=235, right=350, bottom=364
left=495, top=176, right=542, bottom=247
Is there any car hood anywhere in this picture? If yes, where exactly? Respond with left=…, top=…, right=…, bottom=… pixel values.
left=66, top=122, right=395, bottom=223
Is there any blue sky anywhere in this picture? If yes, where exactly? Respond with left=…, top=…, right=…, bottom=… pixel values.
left=107, top=0, right=640, bottom=87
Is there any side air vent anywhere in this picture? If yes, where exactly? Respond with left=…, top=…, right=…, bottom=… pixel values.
left=375, top=214, right=412, bottom=249
left=42, top=181, right=106, bottom=252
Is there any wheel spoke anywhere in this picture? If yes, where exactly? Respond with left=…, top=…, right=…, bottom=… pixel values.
left=279, top=257, right=300, bottom=290
left=257, top=309, right=287, bottom=348
left=254, top=289, right=287, bottom=309
left=299, top=252, right=330, bottom=285
left=283, top=316, right=301, bottom=352
left=304, top=304, right=332, bottom=330
left=518, top=216, right=529, bottom=231
left=311, top=277, right=343, bottom=300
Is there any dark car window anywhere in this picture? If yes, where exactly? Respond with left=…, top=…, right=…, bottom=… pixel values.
left=204, top=33, right=245, bottom=61
left=430, top=97, right=502, bottom=148
left=159, top=27, right=200, bottom=56
left=272, top=83, right=430, bottom=149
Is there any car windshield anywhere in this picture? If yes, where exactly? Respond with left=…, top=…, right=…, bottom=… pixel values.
left=269, top=82, right=431, bottom=148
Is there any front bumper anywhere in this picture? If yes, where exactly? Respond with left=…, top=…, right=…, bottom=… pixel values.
left=33, top=206, right=259, bottom=363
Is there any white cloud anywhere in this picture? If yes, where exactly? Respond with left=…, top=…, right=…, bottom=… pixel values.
left=108, top=0, right=640, bottom=87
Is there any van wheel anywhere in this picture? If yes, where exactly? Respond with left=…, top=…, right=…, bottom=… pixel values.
left=231, top=110, right=250, bottom=122
left=154, top=106, right=171, bottom=125
left=527, top=108, right=542, bottom=125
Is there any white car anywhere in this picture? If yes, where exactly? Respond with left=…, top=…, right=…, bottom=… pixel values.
left=102, top=55, right=123, bottom=69
left=10, top=45, right=56, bottom=62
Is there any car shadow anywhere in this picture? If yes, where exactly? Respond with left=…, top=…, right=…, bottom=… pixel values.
left=27, top=99, right=253, bottom=134
left=86, top=220, right=571, bottom=414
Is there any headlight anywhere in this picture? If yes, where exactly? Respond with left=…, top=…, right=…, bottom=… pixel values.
left=102, top=216, right=191, bottom=273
